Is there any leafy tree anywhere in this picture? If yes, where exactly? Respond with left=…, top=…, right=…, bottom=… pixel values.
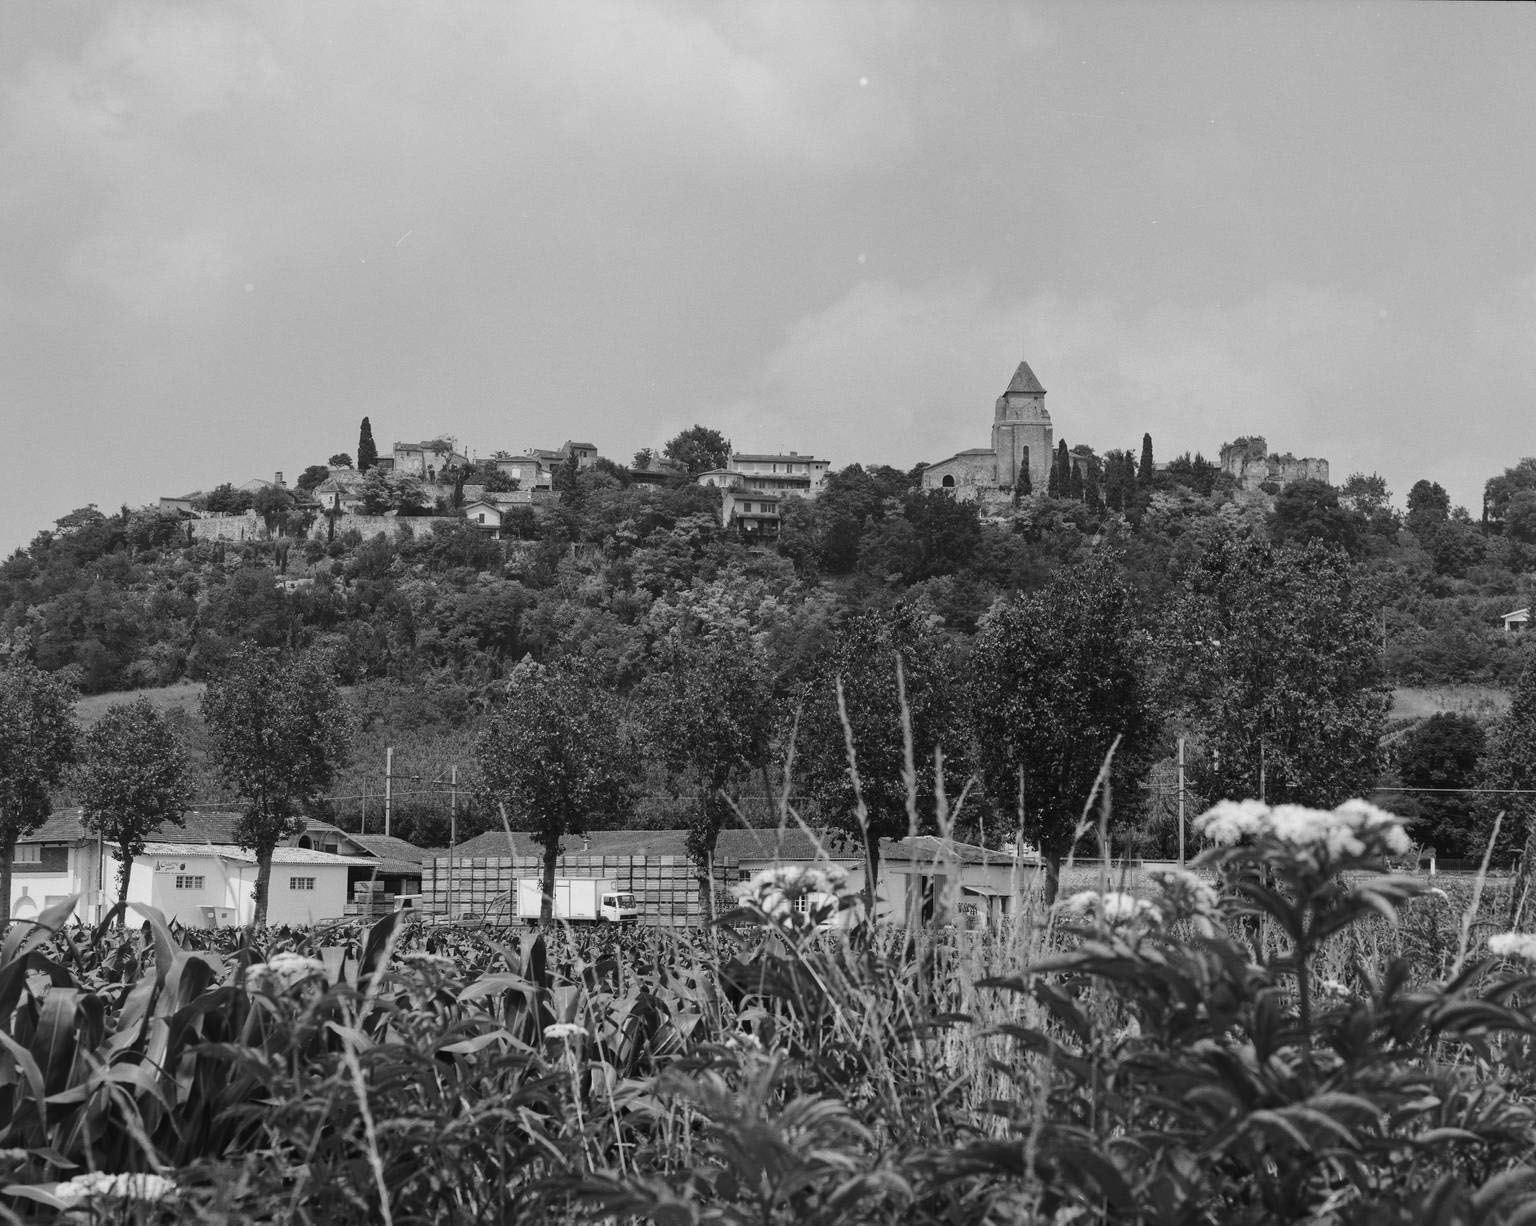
left=76, top=699, right=192, bottom=916
left=645, top=634, right=775, bottom=919
left=202, top=484, right=254, bottom=515
left=633, top=447, right=656, bottom=471
left=1340, top=472, right=1389, bottom=515
left=968, top=553, right=1157, bottom=904
left=1138, top=433, right=1155, bottom=487
left=1484, top=457, right=1536, bottom=529
left=479, top=466, right=519, bottom=493
left=474, top=661, right=635, bottom=920
left=297, top=464, right=331, bottom=493
left=202, top=646, right=349, bottom=926
left=794, top=605, right=970, bottom=910
left=1165, top=533, right=1388, bottom=814
left=1406, top=479, right=1451, bottom=538
left=328, top=453, right=353, bottom=469
left=1478, top=665, right=1536, bottom=882
left=1163, top=451, right=1219, bottom=497
left=357, top=417, right=379, bottom=472
left=1395, top=713, right=1485, bottom=859
left=1504, top=488, right=1536, bottom=545
left=1271, top=479, right=1361, bottom=554
left=0, top=662, right=78, bottom=923
left=663, top=425, right=732, bottom=476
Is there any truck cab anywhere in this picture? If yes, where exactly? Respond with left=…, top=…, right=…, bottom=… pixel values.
left=599, top=888, right=639, bottom=924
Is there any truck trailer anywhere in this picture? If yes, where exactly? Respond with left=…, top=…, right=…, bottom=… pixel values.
left=515, top=877, right=639, bottom=924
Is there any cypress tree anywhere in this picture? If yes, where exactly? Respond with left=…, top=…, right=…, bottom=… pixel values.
left=1055, top=440, right=1071, bottom=498
left=1017, top=464, right=1032, bottom=497
left=357, top=417, right=379, bottom=472
left=1069, top=465, right=1084, bottom=500
left=1046, top=463, right=1060, bottom=498
left=1138, top=432, right=1155, bottom=487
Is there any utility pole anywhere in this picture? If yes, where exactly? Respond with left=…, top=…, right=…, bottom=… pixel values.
left=449, top=764, right=458, bottom=920
left=384, top=746, right=393, bottom=839
left=1177, top=736, right=1186, bottom=868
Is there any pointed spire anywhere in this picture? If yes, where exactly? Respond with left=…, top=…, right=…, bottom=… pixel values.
left=1005, top=360, right=1046, bottom=396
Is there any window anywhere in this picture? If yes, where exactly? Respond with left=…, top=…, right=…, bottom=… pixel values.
left=174, top=876, right=205, bottom=890
left=290, top=876, right=316, bottom=891
left=14, top=844, right=41, bottom=864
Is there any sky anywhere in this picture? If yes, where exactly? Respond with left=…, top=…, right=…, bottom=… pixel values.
left=3, top=1, right=1535, bottom=556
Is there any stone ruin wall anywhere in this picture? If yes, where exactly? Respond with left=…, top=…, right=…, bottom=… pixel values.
left=1219, top=436, right=1329, bottom=491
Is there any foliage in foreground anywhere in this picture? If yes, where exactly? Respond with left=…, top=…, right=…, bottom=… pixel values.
left=3, top=802, right=1536, bottom=1223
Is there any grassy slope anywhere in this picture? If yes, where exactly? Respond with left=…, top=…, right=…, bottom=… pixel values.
left=73, top=681, right=207, bottom=727
left=1389, top=685, right=1510, bottom=721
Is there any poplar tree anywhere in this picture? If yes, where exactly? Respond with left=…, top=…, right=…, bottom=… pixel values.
left=0, top=662, right=78, bottom=924
left=969, top=553, right=1155, bottom=905
left=1139, top=433, right=1155, bottom=487
left=77, top=699, right=191, bottom=916
left=474, top=661, right=634, bottom=921
left=202, top=647, right=349, bottom=926
left=357, top=417, right=379, bottom=472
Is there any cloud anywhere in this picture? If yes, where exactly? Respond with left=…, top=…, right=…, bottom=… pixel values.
left=707, top=276, right=1400, bottom=477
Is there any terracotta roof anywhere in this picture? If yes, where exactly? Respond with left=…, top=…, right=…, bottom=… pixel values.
left=731, top=453, right=827, bottom=464
left=449, top=829, right=692, bottom=859
left=349, top=834, right=432, bottom=864
left=135, top=843, right=369, bottom=866
left=715, top=827, right=850, bottom=862
left=29, top=809, right=245, bottom=845
left=883, top=835, right=1036, bottom=866
left=1004, top=360, right=1046, bottom=395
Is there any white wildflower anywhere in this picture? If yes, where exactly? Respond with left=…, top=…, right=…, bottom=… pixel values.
left=543, top=1022, right=586, bottom=1043
left=1318, top=978, right=1353, bottom=1002
left=1193, top=798, right=1410, bottom=864
left=1058, top=891, right=1161, bottom=927
left=736, top=863, right=847, bottom=918
left=1194, top=799, right=1270, bottom=846
left=245, top=951, right=326, bottom=994
left=56, top=1172, right=178, bottom=1203
left=1152, top=869, right=1221, bottom=919
left=401, top=952, right=458, bottom=974
left=1488, top=932, right=1536, bottom=962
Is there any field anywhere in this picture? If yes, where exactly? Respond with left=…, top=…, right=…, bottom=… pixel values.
left=4, top=809, right=1536, bottom=1226
left=1388, top=684, right=1511, bottom=721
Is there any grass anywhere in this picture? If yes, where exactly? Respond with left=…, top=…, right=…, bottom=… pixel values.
left=1390, top=683, right=1511, bottom=720
left=73, top=681, right=206, bottom=726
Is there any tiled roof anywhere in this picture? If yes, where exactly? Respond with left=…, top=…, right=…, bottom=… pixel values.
left=137, top=843, right=369, bottom=866
left=1004, top=360, right=1046, bottom=395
left=28, top=809, right=245, bottom=845
left=349, top=834, right=432, bottom=864
left=883, top=835, right=1034, bottom=866
left=715, top=826, right=850, bottom=862
left=449, top=829, right=692, bottom=859
left=731, top=453, right=827, bottom=464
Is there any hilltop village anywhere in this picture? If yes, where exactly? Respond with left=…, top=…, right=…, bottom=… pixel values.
left=148, top=357, right=1328, bottom=548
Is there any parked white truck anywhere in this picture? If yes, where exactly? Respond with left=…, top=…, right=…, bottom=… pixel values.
left=515, top=878, right=639, bottom=924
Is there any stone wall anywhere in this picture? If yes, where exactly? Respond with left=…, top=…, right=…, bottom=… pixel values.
left=306, top=513, right=424, bottom=542
left=1219, top=436, right=1329, bottom=491
left=422, top=853, right=738, bottom=928
left=189, top=512, right=266, bottom=543
left=921, top=450, right=998, bottom=501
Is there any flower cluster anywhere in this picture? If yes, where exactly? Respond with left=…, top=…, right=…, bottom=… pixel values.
left=1058, top=890, right=1162, bottom=928
left=735, top=864, right=848, bottom=919
left=1487, top=932, right=1536, bottom=962
left=543, top=1022, right=586, bottom=1043
left=401, top=951, right=459, bottom=975
left=1195, top=798, right=1411, bottom=865
left=53, top=1171, right=178, bottom=1206
left=1151, top=869, right=1221, bottom=921
left=245, top=951, right=326, bottom=994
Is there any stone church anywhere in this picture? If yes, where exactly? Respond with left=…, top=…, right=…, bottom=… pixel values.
left=921, top=359, right=1053, bottom=502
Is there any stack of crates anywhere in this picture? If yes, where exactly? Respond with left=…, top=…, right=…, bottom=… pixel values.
left=423, top=852, right=739, bottom=927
